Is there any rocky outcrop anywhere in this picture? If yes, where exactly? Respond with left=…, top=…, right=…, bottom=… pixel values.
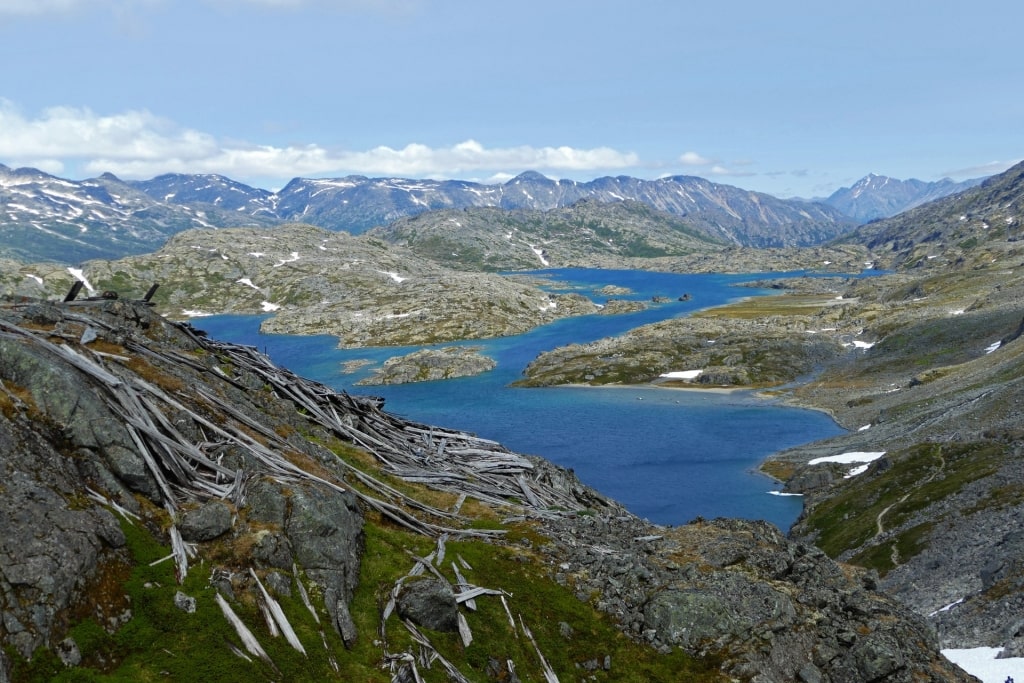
left=395, top=578, right=460, bottom=633
left=0, top=299, right=367, bottom=671
left=0, top=408, right=128, bottom=660
left=4, top=223, right=601, bottom=347
left=515, top=305, right=850, bottom=388
left=356, top=346, right=497, bottom=385
left=538, top=514, right=971, bottom=682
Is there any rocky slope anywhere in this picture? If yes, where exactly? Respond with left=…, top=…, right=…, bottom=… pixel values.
left=0, top=223, right=598, bottom=347
left=0, top=298, right=972, bottom=682
left=365, top=199, right=728, bottom=272
left=736, top=164, right=1024, bottom=659
left=767, top=263, right=1024, bottom=657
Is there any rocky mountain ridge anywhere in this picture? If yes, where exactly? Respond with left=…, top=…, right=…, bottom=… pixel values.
left=135, top=169, right=857, bottom=246
left=3, top=164, right=860, bottom=265
left=0, top=165, right=280, bottom=263
left=824, top=174, right=984, bottom=223
left=4, top=161, right=989, bottom=268
left=837, top=159, right=1024, bottom=269
left=364, top=199, right=729, bottom=272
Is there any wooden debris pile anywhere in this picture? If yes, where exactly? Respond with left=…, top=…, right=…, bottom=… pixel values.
left=191, top=324, right=597, bottom=522
left=3, top=302, right=597, bottom=546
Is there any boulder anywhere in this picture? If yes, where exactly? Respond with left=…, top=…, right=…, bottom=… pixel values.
left=178, top=500, right=233, bottom=542
left=396, top=578, right=459, bottom=633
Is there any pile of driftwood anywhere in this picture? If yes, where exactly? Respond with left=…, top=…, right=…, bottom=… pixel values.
left=187, top=324, right=592, bottom=523
left=176, top=325, right=574, bottom=682
left=3, top=304, right=589, bottom=542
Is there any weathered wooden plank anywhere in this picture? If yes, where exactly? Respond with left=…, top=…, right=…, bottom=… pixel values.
left=250, top=569, right=307, bottom=655
left=215, top=593, right=272, bottom=665
left=456, top=612, right=472, bottom=647
left=520, top=616, right=560, bottom=683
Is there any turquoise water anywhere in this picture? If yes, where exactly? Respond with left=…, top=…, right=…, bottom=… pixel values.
left=194, top=268, right=847, bottom=530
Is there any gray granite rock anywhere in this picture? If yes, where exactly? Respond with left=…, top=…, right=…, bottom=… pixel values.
left=396, top=578, right=459, bottom=633
left=178, top=500, right=233, bottom=542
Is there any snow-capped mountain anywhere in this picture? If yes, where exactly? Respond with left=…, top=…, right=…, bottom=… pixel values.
left=0, top=165, right=278, bottom=263
left=840, top=160, right=1024, bottom=267
left=3, top=165, right=859, bottom=264
left=129, top=173, right=275, bottom=213
left=823, top=173, right=984, bottom=223
left=144, top=170, right=856, bottom=246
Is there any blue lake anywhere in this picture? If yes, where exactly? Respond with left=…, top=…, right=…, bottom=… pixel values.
left=194, top=268, right=848, bottom=530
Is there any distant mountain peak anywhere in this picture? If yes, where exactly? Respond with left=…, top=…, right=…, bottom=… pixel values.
left=825, top=174, right=984, bottom=223
left=842, top=159, right=1024, bottom=267
left=508, top=170, right=551, bottom=183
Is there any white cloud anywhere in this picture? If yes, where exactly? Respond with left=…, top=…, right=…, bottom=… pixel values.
left=679, top=151, right=713, bottom=166
left=675, top=152, right=756, bottom=179
left=0, top=101, right=641, bottom=182
left=89, top=139, right=640, bottom=180
left=708, top=164, right=756, bottom=178
left=0, top=101, right=219, bottom=163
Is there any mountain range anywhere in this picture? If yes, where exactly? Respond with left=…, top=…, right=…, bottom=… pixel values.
left=1, top=162, right=983, bottom=265
left=824, top=173, right=983, bottom=223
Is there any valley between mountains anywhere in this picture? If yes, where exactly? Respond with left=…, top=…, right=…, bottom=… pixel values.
left=1, top=162, right=1022, bottom=681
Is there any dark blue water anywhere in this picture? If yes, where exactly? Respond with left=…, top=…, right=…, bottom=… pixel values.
left=194, top=268, right=847, bottom=530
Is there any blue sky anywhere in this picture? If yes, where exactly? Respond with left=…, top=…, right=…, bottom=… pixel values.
left=0, top=0, right=1020, bottom=198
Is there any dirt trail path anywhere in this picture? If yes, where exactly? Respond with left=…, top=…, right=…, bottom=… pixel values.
left=873, top=450, right=946, bottom=566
